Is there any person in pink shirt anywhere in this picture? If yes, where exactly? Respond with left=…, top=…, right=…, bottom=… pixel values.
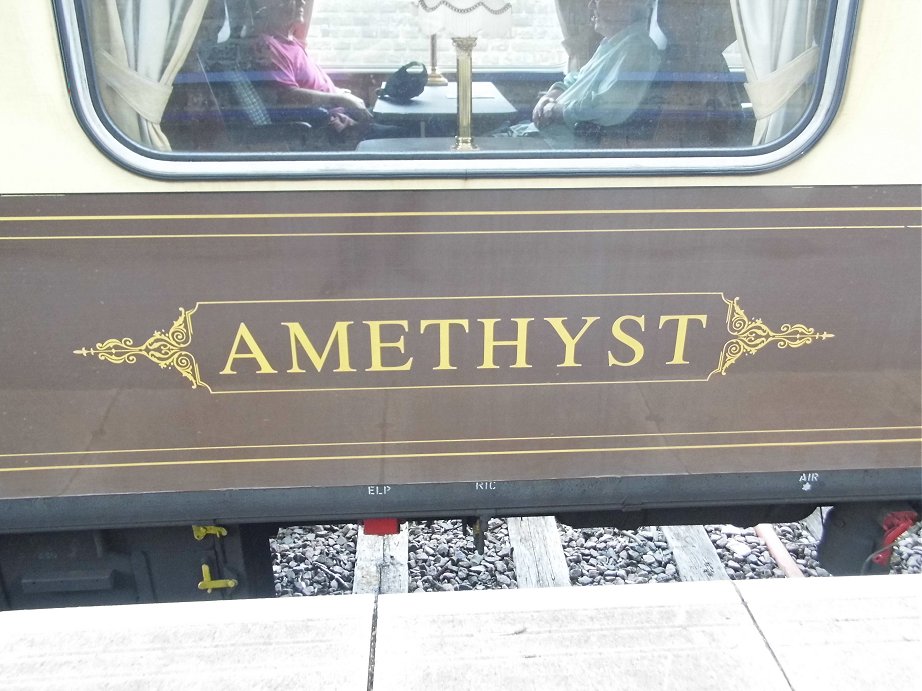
left=252, top=0, right=402, bottom=142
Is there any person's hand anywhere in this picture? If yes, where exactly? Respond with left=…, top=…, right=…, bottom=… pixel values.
left=532, top=86, right=564, bottom=127
left=334, top=93, right=373, bottom=121
left=534, top=98, right=562, bottom=129
left=328, top=110, right=358, bottom=133
left=532, top=94, right=553, bottom=123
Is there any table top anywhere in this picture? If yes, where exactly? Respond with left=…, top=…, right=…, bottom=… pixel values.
left=372, top=82, right=518, bottom=118
left=355, top=136, right=549, bottom=153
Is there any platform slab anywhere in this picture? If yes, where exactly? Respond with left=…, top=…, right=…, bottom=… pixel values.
left=1, top=575, right=918, bottom=690
left=373, top=581, right=787, bottom=691
left=0, top=595, right=375, bottom=690
left=737, top=574, right=922, bottom=690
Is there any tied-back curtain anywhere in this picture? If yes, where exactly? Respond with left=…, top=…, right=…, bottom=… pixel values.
left=89, top=0, right=209, bottom=151
left=730, top=0, right=819, bottom=145
left=555, top=0, right=601, bottom=72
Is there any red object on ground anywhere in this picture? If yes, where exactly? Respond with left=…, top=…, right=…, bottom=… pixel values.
left=872, top=510, right=919, bottom=566
left=363, top=518, right=400, bottom=535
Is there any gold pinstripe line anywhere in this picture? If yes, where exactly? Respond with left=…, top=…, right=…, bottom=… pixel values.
left=209, top=378, right=707, bottom=395
left=1, top=224, right=919, bottom=241
left=0, top=425, right=916, bottom=460
left=195, top=291, right=722, bottom=304
left=0, top=438, right=918, bottom=474
left=1, top=206, right=920, bottom=223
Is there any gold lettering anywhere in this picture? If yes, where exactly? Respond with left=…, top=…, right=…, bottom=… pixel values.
left=658, top=314, right=708, bottom=365
left=365, top=320, right=413, bottom=371
left=283, top=321, right=355, bottom=373
left=220, top=322, right=277, bottom=374
left=477, top=318, right=533, bottom=369
left=608, top=315, right=645, bottom=367
left=420, top=319, right=470, bottom=370
left=545, top=317, right=599, bottom=367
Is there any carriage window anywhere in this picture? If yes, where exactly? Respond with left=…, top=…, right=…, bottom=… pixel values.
left=67, top=0, right=842, bottom=174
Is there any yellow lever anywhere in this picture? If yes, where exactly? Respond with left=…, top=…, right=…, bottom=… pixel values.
left=191, top=525, right=228, bottom=541
left=197, top=564, right=237, bottom=594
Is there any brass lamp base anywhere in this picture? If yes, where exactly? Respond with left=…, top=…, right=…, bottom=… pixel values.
left=451, top=36, right=478, bottom=151
left=452, top=136, right=477, bottom=151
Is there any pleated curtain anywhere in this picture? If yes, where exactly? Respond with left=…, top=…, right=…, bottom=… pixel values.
left=730, top=0, right=820, bottom=145
left=89, top=0, right=209, bottom=151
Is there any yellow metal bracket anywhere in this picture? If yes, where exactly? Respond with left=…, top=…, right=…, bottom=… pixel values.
left=197, top=564, right=237, bottom=593
left=192, top=525, right=228, bottom=541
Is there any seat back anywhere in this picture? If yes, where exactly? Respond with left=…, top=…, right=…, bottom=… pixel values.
left=192, top=0, right=274, bottom=129
left=647, top=0, right=751, bottom=147
left=586, top=0, right=751, bottom=150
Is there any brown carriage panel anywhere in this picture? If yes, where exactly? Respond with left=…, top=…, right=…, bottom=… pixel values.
left=0, top=185, right=919, bottom=503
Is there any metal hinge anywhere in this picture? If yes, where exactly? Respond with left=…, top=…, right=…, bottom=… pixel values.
left=197, top=564, right=237, bottom=593
left=192, top=525, right=228, bottom=541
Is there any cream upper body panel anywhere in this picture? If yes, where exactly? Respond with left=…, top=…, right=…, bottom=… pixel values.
left=0, top=0, right=918, bottom=195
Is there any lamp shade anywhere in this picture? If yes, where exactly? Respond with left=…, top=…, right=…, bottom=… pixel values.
left=414, top=0, right=513, bottom=37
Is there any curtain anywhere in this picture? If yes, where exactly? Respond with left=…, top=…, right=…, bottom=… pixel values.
left=89, top=0, right=209, bottom=151
left=555, top=0, right=601, bottom=72
left=730, top=0, right=819, bottom=145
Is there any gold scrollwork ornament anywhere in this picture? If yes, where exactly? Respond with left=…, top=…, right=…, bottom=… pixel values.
left=74, top=307, right=209, bottom=390
left=710, top=297, right=834, bottom=378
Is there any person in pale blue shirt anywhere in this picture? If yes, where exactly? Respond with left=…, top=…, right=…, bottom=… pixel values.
left=530, top=0, right=660, bottom=143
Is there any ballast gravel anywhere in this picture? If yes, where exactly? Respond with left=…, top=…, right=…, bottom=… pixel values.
left=891, top=525, right=922, bottom=574
left=407, top=519, right=517, bottom=592
left=271, top=518, right=922, bottom=595
left=558, top=524, right=680, bottom=585
left=272, top=524, right=358, bottom=596
left=704, top=522, right=830, bottom=579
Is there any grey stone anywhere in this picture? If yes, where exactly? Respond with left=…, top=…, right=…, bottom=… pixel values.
left=725, top=539, right=752, bottom=559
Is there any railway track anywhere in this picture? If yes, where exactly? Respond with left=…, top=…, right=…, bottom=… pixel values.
left=273, top=511, right=922, bottom=597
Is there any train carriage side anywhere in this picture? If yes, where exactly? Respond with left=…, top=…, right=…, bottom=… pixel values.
left=0, top=0, right=918, bottom=608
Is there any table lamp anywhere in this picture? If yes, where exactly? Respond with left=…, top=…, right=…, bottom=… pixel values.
left=414, top=0, right=513, bottom=150
left=426, top=35, right=449, bottom=86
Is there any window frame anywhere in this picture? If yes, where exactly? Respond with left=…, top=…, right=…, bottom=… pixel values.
left=53, top=0, right=858, bottom=180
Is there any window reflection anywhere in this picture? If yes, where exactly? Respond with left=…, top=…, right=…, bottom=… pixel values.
left=80, top=0, right=828, bottom=156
